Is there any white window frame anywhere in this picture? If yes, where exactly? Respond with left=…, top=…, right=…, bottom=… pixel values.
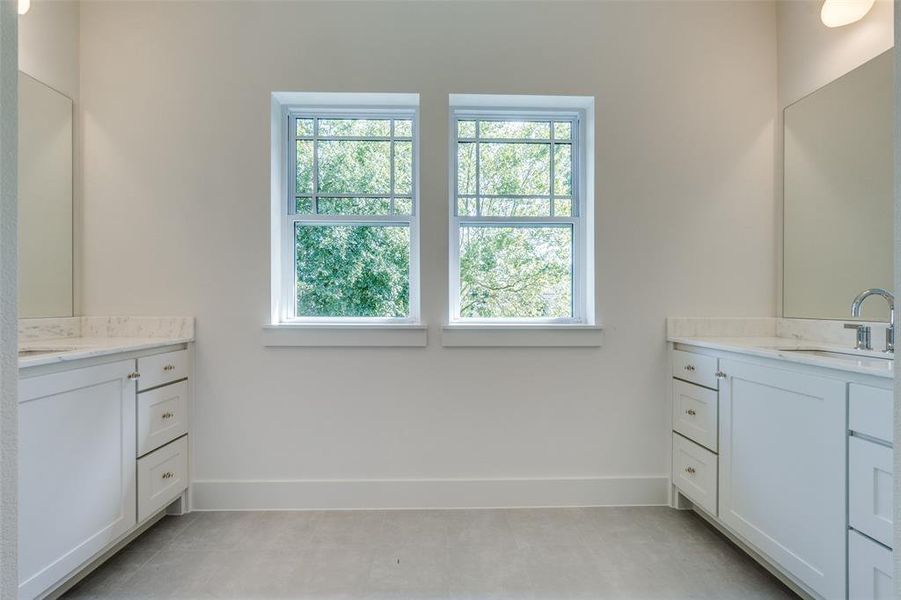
left=270, top=94, right=421, bottom=328
left=448, top=97, right=594, bottom=327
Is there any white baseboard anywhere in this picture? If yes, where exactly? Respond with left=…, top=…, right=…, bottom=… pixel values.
left=191, top=475, right=668, bottom=511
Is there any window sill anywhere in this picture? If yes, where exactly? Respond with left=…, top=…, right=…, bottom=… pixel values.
left=263, top=323, right=427, bottom=347
left=440, top=324, right=603, bottom=347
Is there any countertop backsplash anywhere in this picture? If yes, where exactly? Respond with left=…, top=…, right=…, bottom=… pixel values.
left=19, top=316, right=194, bottom=342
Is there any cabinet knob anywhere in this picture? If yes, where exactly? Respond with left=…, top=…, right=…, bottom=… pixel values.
left=685, top=409, right=696, bottom=416
left=715, top=371, right=727, bottom=380
left=161, top=412, right=174, bottom=420
left=127, top=372, right=141, bottom=380
left=684, top=467, right=696, bottom=475
left=163, top=364, right=176, bottom=372
left=683, top=365, right=695, bottom=372
left=162, top=472, right=174, bottom=479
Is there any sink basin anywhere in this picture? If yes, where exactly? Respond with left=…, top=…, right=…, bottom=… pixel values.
left=779, top=348, right=893, bottom=361
left=18, top=347, right=76, bottom=357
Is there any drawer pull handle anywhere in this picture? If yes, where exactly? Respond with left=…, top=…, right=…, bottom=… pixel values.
left=161, top=412, right=174, bottom=419
left=162, top=472, right=175, bottom=479
left=715, top=371, right=727, bottom=380
left=127, top=372, right=141, bottom=380
left=684, top=467, right=696, bottom=475
left=685, top=409, right=696, bottom=416
left=683, top=365, right=695, bottom=372
left=163, top=364, right=176, bottom=372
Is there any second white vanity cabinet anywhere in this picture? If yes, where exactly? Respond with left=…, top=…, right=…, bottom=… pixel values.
left=669, top=343, right=893, bottom=600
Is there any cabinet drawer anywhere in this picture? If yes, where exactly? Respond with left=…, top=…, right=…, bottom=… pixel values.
left=850, top=384, right=893, bottom=443
left=137, top=435, right=188, bottom=523
left=849, top=529, right=893, bottom=600
left=672, top=433, right=717, bottom=516
left=672, top=379, right=718, bottom=452
left=672, top=349, right=718, bottom=389
left=850, top=436, right=893, bottom=548
left=137, top=349, right=188, bottom=391
left=137, top=381, right=189, bottom=457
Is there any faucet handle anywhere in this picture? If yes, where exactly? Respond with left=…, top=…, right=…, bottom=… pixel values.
left=845, top=323, right=872, bottom=351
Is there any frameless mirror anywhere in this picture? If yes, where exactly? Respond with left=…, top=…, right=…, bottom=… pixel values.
left=18, top=71, right=73, bottom=318
left=783, top=50, right=893, bottom=322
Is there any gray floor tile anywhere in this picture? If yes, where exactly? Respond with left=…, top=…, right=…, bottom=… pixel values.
left=294, top=541, right=375, bottom=596
left=447, top=543, right=534, bottom=599
left=380, top=510, right=451, bottom=549
left=63, top=508, right=797, bottom=600
left=505, top=508, right=590, bottom=549
left=366, top=544, right=450, bottom=599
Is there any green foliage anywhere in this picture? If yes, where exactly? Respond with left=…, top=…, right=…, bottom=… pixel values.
left=459, top=226, right=572, bottom=318
left=318, top=140, right=391, bottom=195
left=296, top=225, right=409, bottom=318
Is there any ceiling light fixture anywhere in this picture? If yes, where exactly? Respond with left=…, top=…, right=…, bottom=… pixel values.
left=820, top=0, right=876, bottom=27
left=17, top=0, right=30, bottom=16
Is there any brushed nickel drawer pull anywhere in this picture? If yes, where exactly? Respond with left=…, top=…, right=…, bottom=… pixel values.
left=163, top=364, right=176, bottom=371
left=127, top=372, right=141, bottom=380
left=161, top=412, right=174, bottom=419
left=683, top=365, right=696, bottom=372
left=685, top=409, right=696, bottom=416
left=684, top=467, right=696, bottom=475
left=715, top=371, right=727, bottom=380
left=162, top=472, right=174, bottom=479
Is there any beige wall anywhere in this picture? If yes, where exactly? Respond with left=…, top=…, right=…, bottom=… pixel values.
left=778, top=0, right=893, bottom=108
left=0, top=1, right=17, bottom=594
left=79, top=0, right=778, bottom=507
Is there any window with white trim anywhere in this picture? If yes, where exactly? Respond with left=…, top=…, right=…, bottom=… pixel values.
left=281, top=108, right=419, bottom=323
left=450, top=107, right=590, bottom=323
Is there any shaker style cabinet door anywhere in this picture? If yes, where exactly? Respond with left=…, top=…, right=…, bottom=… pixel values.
left=18, top=360, right=137, bottom=600
left=718, top=358, right=846, bottom=600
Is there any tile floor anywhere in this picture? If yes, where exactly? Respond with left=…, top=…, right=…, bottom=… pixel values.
left=63, top=507, right=797, bottom=599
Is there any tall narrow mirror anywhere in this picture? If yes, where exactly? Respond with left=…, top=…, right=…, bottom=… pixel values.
left=18, top=71, right=73, bottom=318
left=783, top=50, right=893, bottom=321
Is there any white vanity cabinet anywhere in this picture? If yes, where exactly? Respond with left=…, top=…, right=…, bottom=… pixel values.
left=18, top=360, right=137, bottom=600
left=18, top=345, right=192, bottom=600
left=669, top=344, right=892, bottom=600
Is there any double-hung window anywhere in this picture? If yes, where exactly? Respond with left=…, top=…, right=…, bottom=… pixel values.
left=281, top=106, right=419, bottom=323
left=450, top=103, right=591, bottom=324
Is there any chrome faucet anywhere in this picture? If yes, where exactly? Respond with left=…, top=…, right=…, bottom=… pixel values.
left=850, top=288, right=895, bottom=353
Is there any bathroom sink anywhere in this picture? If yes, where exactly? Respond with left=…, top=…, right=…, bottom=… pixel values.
left=779, top=348, right=893, bottom=361
left=18, top=347, right=76, bottom=357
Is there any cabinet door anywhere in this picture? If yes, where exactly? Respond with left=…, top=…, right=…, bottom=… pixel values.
left=19, top=360, right=137, bottom=599
left=719, top=359, right=846, bottom=600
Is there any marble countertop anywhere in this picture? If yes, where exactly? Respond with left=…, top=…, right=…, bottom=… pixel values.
left=18, top=336, right=193, bottom=369
left=668, top=335, right=894, bottom=379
